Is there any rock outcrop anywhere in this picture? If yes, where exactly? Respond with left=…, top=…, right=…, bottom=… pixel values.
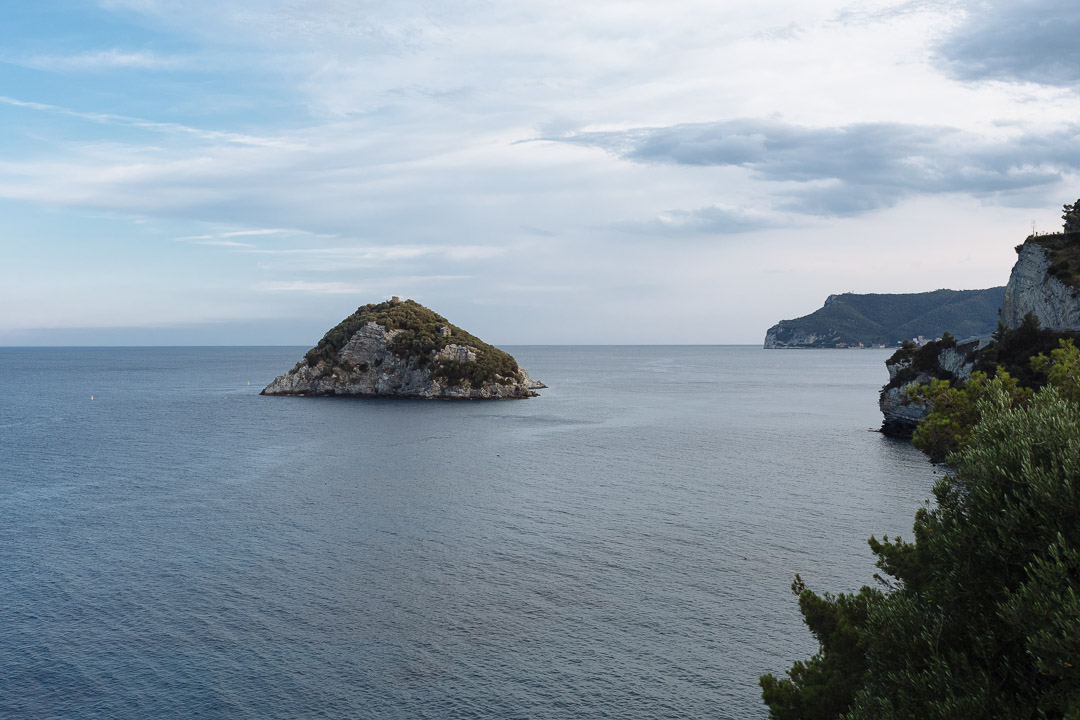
left=763, top=326, right=842, bottom=349
left=878, top=336, right=990, bottom=436
left=878, top=230, right=1080, bottom=436
left=262, top=299, right=545, bottom=399
left=1000, top=236, right=1080, bottom=331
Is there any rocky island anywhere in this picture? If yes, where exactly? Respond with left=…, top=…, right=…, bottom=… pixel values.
left=262, top=298, right=545, bottom=399
left=879, top=201, right=1080, bottom=435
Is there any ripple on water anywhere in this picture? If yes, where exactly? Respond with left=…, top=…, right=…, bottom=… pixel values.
left=0, top=346, right=933, bottom=719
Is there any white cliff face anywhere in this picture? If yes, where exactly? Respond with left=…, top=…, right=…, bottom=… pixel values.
left=1001, top=240, right=1080, bottom=330
left=763, top=325, right=840, bottom=348
left=262, top=321, right=544, bottom=399
left=878, top=353, right=930, bottom=435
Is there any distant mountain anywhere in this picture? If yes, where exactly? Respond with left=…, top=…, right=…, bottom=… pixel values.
left=763, top=288, right=1006, bottom=348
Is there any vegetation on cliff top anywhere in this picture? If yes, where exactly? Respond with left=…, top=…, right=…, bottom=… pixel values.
left=882, top=315, right=1080, bottom=455
left=881, top=333, right=958, bottom=391
left=908, top=328, right=1080, bottom=461
left=302, top=299, right=519, bottom=386
left=1026, top=232, right=1080, bottom=288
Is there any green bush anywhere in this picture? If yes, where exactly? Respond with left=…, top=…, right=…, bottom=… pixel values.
left=762, top=377, right=1080, bottom=718
left=1027, top=233, right=1080, bottom=287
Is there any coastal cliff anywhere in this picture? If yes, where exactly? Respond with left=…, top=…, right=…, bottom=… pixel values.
left=262, top=299, right=544, bottom=399
left=878, top=229, right=1080, bottom=435
left=1000, top=234, right=1080, bottom=330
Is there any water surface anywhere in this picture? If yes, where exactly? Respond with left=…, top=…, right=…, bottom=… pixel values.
left=0, top=346, right=933, bottom=718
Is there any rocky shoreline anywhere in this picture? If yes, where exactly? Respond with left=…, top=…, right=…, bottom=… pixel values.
left=878, top=231, right=1080, bottom=435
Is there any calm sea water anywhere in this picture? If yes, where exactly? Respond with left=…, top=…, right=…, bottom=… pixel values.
left=0, top=346, right=933, bottom=719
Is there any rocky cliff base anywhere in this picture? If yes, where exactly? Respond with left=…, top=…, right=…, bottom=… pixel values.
left=878, top=336, right=989, bottom=436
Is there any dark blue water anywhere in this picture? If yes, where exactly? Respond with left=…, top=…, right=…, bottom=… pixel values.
left=0, top=346, right=932, bottom=719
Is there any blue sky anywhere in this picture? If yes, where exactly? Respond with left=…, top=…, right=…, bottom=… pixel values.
left=3, top=0, right=1080, bottom=345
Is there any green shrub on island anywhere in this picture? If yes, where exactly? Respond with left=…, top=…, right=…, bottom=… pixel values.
left=761, top=374, right=1080, bottom=718
left=303, top=299, right=519, bottom=387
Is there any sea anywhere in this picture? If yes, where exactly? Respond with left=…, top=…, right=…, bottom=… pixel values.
left=0, top=345, right=934, bottom=719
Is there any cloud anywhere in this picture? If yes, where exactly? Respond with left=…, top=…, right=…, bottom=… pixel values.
left=257, top=281, right=373, bottom=294
left=248, top=245, right=507, bottom=271
left=258, top=276, right=472, bottom=294
left=549, top=119, right=1078, bottom=216
left=16, top=49, right=189, bottom=72
left=0, top=95, right=293, bottom=147
left=934, top=0, right=1080, bottom=86
left=220, top=228, right=289, bottom=237
left=832, top=0, right=954, bottom=25
left=192, top=239, right=255, bottom=248
left=621, top=205, right=784, bottom=235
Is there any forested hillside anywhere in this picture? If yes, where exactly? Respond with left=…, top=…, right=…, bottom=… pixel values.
left=764, top=288, right=1005, bottom=348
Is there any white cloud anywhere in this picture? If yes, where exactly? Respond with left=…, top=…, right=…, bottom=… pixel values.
left=0, top=95, right=296, bottom=147
left=220, top=229, right=290, bottom=237
left=16, top=49, right=189, bottom=72
left=4, top=0, right=1079, bottom=342
left=192, top=239, right=255, bottom=248
left=258, top=276, right=473, bottom=294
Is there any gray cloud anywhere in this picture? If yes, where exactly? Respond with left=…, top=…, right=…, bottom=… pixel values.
left=935, top=0, right=1080, bottom=86
left=619, top=205, right=782, bottom=235
left=551, top=119, right=1077, bottom=216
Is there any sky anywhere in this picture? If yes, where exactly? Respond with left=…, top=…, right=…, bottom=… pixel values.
left=3, top=0, right=1080, bottom=345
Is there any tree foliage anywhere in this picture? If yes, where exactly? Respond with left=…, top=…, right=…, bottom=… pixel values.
left=1062, top=198, right=1080, bottom=234
left=976, top=313, right=1072, bottom=388
left=762, top=371, right=1080, bottom=719
left=760, top=577, right=879, bottom=720
left=1031, top=338, right=1080, bottom=404
left=908, top=371, right=1030, bottom=462
left=907, top=337, right=1080, bottom=461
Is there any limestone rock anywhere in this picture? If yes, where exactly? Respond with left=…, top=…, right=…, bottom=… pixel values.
left=1000, top=239, right=1080, bottom=331
left=877, top=336, right=989, bottom=436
